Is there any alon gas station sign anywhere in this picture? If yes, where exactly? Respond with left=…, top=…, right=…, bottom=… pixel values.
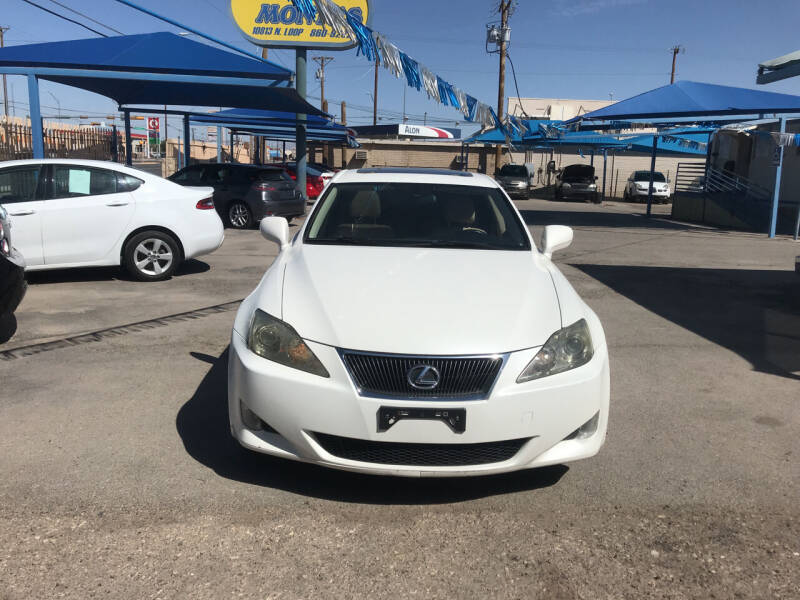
left=230, top=0, right=371, bottom=49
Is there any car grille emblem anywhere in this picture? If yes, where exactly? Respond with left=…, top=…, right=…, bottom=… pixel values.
left=407, top=365, right=441, bottom=390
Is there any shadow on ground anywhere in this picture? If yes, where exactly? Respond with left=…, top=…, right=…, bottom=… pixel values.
left=576, top=264, right=800, bottom=379
left=518, top=207, right=692, bottom=231
left=176, top=348, right=567, bottom=504
left=25, top=259, right=210, bottom=285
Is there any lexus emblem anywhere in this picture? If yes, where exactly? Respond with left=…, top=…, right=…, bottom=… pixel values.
left=407, top=365, right=441, bottom=390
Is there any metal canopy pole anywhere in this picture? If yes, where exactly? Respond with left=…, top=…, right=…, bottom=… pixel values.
left=769, top=117, right=785, bottom=238
left=216, top=126, right=222, bottom=162
left=229, top=129, right=234, bottom=163
left=123, top=109, right=133, bottom=166
left=27, top=74, right=44, bottom=159
left=646, top=133, right=658, bottom=217
left=296, top=48, right=308, bottom=200
left=183, top=114, right=191, bottom=167
left=602, top=148, right=608, bottom=202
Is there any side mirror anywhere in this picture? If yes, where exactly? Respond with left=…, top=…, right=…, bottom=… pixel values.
left=594, top=176, right=599, bottom=181
left=260, top=216, right=290, bottom=249
left=541, top=225, right=573, bottom=259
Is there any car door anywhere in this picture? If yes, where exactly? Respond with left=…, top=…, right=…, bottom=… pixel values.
left=40, top=164, right=135, bottom=266
left=0, top=164, right=46, bottom=266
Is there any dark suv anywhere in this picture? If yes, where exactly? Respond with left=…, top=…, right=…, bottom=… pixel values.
left=554, top=164, right=599, bottom=203
left=168, top=163, right=304, bottom=229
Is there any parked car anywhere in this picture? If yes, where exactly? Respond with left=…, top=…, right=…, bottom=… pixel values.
left=623, top=170, right=671, bottom=203
left=228, top=167, right=610, bottom=477
left=496, top=163, right=535, bottom=198
left=268, top=163, right=330, bottom=199
left=168, top=163, right=305, bottom=229
left=554, top=164, right=599, bottom=202
left=0, top=159, right=224, bottom=281
left=0, top=203, right=26, bottom=319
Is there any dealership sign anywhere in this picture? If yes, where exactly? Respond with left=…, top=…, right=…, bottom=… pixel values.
left=230, top=0, right=370, bottom=49
left=399, top=124, right=456, bottom=139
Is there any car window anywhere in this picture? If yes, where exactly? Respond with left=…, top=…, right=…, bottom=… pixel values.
left=171, top=166, right=203, bottom=184
left=257, top=169, right=291, bottom=182
left=117, top=173, right=144, bottom=193
left=51, top=166, right=118, bottom=199
left=305, top=182, right=531, bottom=251
left=499, top=164, right=527, bottom=177
left=0, top=166, right=43, bottom=204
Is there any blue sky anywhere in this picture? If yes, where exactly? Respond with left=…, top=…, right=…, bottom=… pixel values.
left=2, top=0, right=800, bottom=138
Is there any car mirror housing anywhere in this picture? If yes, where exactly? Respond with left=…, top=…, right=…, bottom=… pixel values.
left=260, top=216, right=290, bottom=249
left=542, top=225, right=573, bottom=259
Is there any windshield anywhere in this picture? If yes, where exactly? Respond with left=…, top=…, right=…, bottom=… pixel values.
left=304, top=182, right=531, bottom=251
left=499, top=164, right=527, bottom=177
left=634, top=171, right=666, bottom=182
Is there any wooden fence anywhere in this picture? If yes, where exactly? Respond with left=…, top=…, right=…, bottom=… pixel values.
left=0, top=120, right=123, bottom=162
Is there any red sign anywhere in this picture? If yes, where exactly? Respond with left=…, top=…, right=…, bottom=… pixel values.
left=147, top=117, right=160, bottom=131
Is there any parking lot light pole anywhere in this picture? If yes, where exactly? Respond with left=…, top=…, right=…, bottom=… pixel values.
left=296, top=48, right=307, bottom=200
left=646, top=133, right=658, bottom=217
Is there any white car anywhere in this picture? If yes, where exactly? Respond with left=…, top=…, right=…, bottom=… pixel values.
left=228, top=167, right=610, bottom=477
left=0, top=159, right=224, bottom=281
left=623, top=170, right=671, bottom=203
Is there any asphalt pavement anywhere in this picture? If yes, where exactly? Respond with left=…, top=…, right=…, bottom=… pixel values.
left=1, top=199, right=798, bottom=599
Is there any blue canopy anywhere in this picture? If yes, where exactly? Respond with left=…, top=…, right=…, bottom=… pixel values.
left=0, top=32, right=325, bottom=115
left=192, top=109, right=359, bottom=147
left=192, top=108, right=334, bottom=129
left=569, top=81, right=800, bottom=122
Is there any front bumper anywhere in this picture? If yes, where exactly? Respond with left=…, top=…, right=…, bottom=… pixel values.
left=227, top=331, right=610, bottom=477
left=631, top=188, right=670, bottom=198
left=500, top=183, right=529, bottom=197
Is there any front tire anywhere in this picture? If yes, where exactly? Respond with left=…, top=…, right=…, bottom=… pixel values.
left=227, top=202, right=253, bottom=229
left=123, top=230, right=181, bottom=282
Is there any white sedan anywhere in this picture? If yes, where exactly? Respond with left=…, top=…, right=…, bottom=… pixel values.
left=623, top=170, right=671, bottom=203
left=228, top=168, right=610, bottom=477
left=0, top=159, right=224, bottom=281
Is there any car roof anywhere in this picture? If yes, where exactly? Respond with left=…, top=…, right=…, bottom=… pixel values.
left=0, top=158, right=160, bottom=180
left=332, top=167, right=498, bottom=188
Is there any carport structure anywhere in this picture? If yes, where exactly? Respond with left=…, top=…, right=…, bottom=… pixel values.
left=189, top=108, right=358, bottom=165
left=0, top=32, right=326, bottom=169
left=568, top=81, right=800, bottom=237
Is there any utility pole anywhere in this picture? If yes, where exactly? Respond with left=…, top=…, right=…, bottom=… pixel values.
left=261, top=47, right=268, bottom=60
left=341, top=101, right=347, bottom=125
left=1, top=27, right=9, bottom=118
left=670, top=45, right=684, bottom=84
left=495, top=1, right=512, bottom=173
left=373, top=54, right=379, bottom=126
left=313, top=56, right=334, bottom=111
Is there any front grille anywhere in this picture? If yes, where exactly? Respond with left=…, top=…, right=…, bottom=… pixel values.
left=313, top=433, right=529, bottom=467
left=339, top=351, right=504, bottom=399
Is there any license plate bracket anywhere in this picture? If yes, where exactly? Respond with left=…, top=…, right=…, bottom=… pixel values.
left=378, top=407, right=466, bottom=433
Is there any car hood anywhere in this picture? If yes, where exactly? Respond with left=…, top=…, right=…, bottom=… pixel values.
left=279, top=244, right=562, bottom=355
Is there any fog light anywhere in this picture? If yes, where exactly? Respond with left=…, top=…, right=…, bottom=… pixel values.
left=240, top=400, right=263, bottom=430
left=563, top=412, right=599, bottom=441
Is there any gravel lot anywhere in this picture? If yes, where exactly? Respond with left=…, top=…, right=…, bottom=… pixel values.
left=1, top=199, right=798, bottom=599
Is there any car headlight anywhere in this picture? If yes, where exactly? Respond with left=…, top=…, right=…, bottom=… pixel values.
left=588, top=184, right=597, bottom=189
left=561, top=183, right=571, bottom=189
left=247, top=309, right=329, bottom=377
left=636, top=183, right=647, bottom=190
left=517, top=319, right=594, bottom=383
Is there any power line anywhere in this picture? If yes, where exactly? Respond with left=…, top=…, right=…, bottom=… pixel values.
left=19, top=0, right=108, bottom=37
left=46, top=0, right=124, bottom=35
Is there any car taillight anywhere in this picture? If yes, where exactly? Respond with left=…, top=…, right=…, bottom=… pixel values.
left=253, top=183, right=277, bottom=192
left=196, top=197, right=215, bottom=210
left=1, top=238, right=9, bottom=255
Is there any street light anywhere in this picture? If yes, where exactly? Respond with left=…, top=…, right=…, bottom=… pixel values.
left=46, top=91, right=61, bottom=120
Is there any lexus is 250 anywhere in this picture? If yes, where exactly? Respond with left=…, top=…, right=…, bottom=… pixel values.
left=228, top=167, right=610, bottom=477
